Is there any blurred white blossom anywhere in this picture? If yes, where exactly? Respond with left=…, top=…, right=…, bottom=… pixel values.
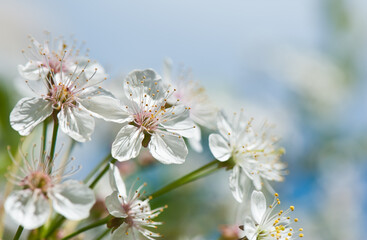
left=209, top=111, right=286, bottom=202
left=5, top=146, right=95, bottom=229
left=162, top=59, right=218, bottom=152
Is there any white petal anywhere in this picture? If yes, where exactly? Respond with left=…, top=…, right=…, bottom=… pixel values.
left=124, top=69, right=163, bottom=100
left=229, top=165, right=243, bottom=202
left=58, top=105, right=95, bottom=142
left=160, top=105, right=196, bottom=138
left=251, top=190, right=266, bottom=224
left=78, top=87, right=131, bottom=123
left=208, top=134, right=231, bottom=161
left=252, top=174, right=263, bottom=191
left=49, top=180, right=96, bottom=220
left=18, top=62, right=46, bottom=81
left=243, top=216, right=257, bottom=239
left=75, top=57, right=108, bottom=87
left=125, top=69, right=161, bottom=88
left=105, top=191, right=128, bottom=218
left=217, top=111, right=233, bottom=137
left=111, top=224, right=135, bottom=240
left=111, top=124, right=144, bottom=161
left=10, top=97, right=53, bottom=136
left=149, top=131, right=187, bottom=164
left=109, top=163, right=127, bottom=198
left=5, top=190, right=50, bottom=230
left=188, top=130, right=203, bottom=152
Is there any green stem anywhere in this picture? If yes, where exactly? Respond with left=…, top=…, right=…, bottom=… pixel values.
left=13, top=226, right=23, bottom=240
left=149, top=160, right=220, bottom=200
left=45, top=155, right=115, bottom=238
left=84, top=153, right=112, bottom=184
left=89, top=158, right=116, bottom=189
left=61, top=216, right=112, bottom=240
left=41, top=120, right=48, bottom=158
left=44, top=215, right=65, bottom=239
left=95, top=228, right=110, bottom=240
left=48, top=113, right=59, bottom=173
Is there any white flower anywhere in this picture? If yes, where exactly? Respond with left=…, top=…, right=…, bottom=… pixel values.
left=241, top=191, right=304, bottom=240
left=106, top=164, right=165, bottom=240
left=4, top=146, right=96, bottom=230
left=111, top=69, right=196, bottom=164
left=18, top=35, right=105, bottom=82
left=10, top=65, right=127, bottom=142
left=209, top=110, right=287, bottom=202
left=162, top=59, right=218, bottom=152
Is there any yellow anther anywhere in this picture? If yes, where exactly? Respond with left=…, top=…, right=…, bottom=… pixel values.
left=294, top=218, right=299, bottom=222
left=290, top=206, right=295, bottom=211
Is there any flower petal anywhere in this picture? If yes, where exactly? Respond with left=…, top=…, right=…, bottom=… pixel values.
left=123, top=69, right=163, bottom=100
left=58, top=105, right=95, bottom=142
left=243, top=216, right=257, bottom=239
left=111, top=124, right=144, bottom=162
left=252, top=173, right=263, bottom=191
left=105, top=191, right=128, bottom=218
left=208, top=133, right=231, bottom=161
left=18, top=62, right=46, bottom=81
left=4, top=190, right=50, bottom=230
left=78, top=86, right=131, bottom=123
left=149, top=131, right=187, bottom=164
left=10, top=97, right=53, bottom=136
left=188, top=125, right=203, bottom=152
left=160, top=105, right=196, bottom=138
left=49, top=180, right=96, bottom=220
left=111, top=224, right=135, bottom=240
left=75, top=57, right=108, bottom=87
left=217, top=111, right=233, bottom=138
left=251, top=190, right=266, bottom=224
left=109, top=163, right=127, bottom=198
left=229, top=165, right=249, bottom=203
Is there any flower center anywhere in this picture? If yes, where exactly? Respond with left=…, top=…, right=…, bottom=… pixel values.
left=122, top=204, right=135, bottom=227
left=133, top=112, right=159, bottom=132
left=48, top=84, right=76, bottom=110
left=22, top=171, right=51, bottom=194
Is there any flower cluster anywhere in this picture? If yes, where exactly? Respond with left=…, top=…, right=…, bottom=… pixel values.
left=3, top=35, right=303, bottom=240
left=209, top=110, right=287, bottom=202
left=5, top=145, right=95, bottom=229
left=240, top=191, right=304, bottom=240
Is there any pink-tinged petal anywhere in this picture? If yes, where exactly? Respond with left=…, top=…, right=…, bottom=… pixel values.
left=10, top=97, right=53, bottom=136
left=105, top=191, right=128, bottom=218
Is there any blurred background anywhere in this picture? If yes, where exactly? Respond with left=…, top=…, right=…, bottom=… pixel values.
left=0, top=0, right=367, bottom=239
